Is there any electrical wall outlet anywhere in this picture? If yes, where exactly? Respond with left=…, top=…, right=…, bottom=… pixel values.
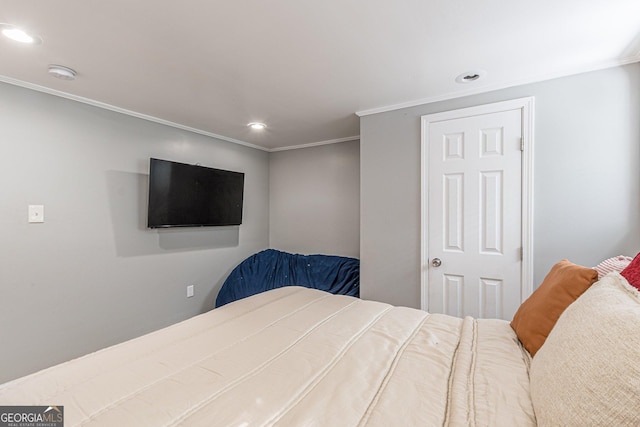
left=186, top=285, right=195, bottom=298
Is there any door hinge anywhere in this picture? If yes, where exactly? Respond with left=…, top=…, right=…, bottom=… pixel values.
left=520, top=247, right=524, bottom=260
left=520, top=137, right=524, bottom=151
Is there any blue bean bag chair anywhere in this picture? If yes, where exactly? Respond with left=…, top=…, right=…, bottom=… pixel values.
left=215, top=249, right=360, bottom=307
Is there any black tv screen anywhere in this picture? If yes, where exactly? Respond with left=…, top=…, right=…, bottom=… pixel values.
left=147, top=158, right=244, bottom=228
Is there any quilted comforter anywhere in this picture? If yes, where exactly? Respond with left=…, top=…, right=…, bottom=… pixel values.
left=0, top=287, right=536, bottom=426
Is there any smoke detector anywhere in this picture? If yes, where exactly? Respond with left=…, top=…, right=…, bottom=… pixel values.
left=48, top=65, right=77, bottom=81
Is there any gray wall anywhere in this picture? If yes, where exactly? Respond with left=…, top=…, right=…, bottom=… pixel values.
left=360, top=63, right=640, bottom=308
left=0, top=82, right=270, bottom=383
left=4, top=62, right=638, bottom=382
left=269, top=140, right=360, bottom=258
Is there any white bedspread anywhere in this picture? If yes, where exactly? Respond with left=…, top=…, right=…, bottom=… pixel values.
left=0, top=287, right=535, bottom=426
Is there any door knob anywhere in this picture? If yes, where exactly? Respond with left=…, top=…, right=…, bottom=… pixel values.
left=431, top=258, right=442, bottom=267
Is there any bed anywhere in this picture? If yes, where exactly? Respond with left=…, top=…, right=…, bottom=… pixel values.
left=1, top=258, right=639, bottom=426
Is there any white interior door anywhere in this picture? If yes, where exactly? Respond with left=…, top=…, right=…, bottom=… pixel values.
left=421, top=99, right=533, bottom=320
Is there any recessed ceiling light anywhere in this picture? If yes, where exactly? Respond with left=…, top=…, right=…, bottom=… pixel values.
left=455, top=70, right=486, bottom=84
left=48, top=64, right=77, bottom=80
left=0, top=23, right=42, bottom=44
left=248, top=122, right=266, bottom=130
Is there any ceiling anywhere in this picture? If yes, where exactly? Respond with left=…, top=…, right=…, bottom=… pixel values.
left=1, top=1, right=639, bottom=151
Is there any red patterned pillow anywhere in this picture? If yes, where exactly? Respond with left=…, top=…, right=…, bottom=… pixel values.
left=620, top=252, right=640, bottom=291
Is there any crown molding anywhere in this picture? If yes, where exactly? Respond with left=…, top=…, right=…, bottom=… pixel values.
left=356, top=55, right=640, bottom=117
left=269, top=135, right=360, bottom=152
left=4, top=53, right=637, bottom=151
left=0, top=74, right=360, bottom=153
left=0, top=74, right=270, bottom=152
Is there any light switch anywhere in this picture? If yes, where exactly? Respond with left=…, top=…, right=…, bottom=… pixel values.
left=28, top=205, right=45, bottom=223
left=187, top=285, right=195, bottom=298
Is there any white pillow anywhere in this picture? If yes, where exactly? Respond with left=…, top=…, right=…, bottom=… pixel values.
left=529, top=273, right=640, bottom=426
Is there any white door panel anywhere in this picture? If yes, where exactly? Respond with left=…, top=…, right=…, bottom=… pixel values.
left=425, top=108, right=522, bottom=319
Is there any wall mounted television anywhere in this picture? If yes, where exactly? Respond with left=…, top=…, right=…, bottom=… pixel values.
left=147, top=158, right=244, bottom=228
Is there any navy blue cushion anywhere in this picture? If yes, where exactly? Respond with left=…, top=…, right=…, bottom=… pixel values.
left=215, top=249, right=359, bottom=307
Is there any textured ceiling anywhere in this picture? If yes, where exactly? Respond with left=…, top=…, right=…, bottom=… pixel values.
left=1, top=0, right=639, bottom=150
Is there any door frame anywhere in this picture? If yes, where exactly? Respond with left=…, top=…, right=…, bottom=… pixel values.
left=420, top=97, right=535, bottom=312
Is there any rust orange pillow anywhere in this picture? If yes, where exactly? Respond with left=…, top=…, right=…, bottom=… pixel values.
left=510, top=260, right=598, bottom=357
left=620, top=252, right=640, bottom=291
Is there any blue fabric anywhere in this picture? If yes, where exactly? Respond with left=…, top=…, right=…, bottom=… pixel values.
left=215, top=249, right=360, bottom=307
